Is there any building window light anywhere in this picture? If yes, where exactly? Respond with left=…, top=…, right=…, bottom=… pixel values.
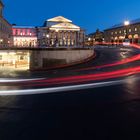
left=0, top=55, right=2, bottom=60
left=129, top=29, right=131, bottom=32
left=135, top=28, right=137, bottom=31
left=88, top=38, right=91, bottom=41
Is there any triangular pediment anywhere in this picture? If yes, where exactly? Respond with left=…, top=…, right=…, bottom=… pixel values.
left=50, top=22, right=80, bottom=31
left=47, top=16, right=72, bottom=23
left=51, top=23, right=80, bottom=29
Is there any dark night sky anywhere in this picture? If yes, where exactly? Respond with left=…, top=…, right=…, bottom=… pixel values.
left=3, top=0, right=140, bottom=33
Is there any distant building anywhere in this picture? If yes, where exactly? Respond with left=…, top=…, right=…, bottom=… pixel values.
left=12, top=26, right=38, bottom=47
left=86, top=29, right=104, bottom=46
left=104, top=19, right=140, bottom=44
left=0, top=0, right=13, bottom=47
left=37, top=16, right=85, bottom=47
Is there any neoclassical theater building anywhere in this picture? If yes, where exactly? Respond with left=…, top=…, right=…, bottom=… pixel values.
left=104, top=19, right=140, bottom=44
left=37, top=16, right=85, bottom=47
left=0, top=0, right=12, bottom=47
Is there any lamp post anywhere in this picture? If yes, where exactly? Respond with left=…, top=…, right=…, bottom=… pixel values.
left=88, top=37, right=91, bottom=46
left=0, top=39, right=3, bottom=47
left=123, top=20, right=131, bottom=46
left=124, top=20, right=130, bottom=39
left=46, top=34, right=50, bottom=47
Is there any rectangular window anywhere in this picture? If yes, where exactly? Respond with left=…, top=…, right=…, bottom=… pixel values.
left=0, top=55, right=3, bottom=60
left=15, top=30, right=18, bottom=35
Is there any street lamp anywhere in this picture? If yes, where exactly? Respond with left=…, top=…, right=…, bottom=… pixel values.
left=88, top=38, right=91, bottom=41
left=46, top=34, right=50, bottom=47
left=123, top=20, right=131, bottom=46
left=124, top=20, right=130, bottom=26
left=124, top=20, right=130, bottom=39
left=0, top=39, right=3, bottom=47
left=88, top=38, right=91, bottom=46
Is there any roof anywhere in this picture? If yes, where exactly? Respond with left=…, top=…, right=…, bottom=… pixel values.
left=88, top=31, right=103, bottom=36
left=105, top=18, right=140, bottom=31
left=12, top=26, right=36, bottom=29
left=47, top=16, right=72, bottom=23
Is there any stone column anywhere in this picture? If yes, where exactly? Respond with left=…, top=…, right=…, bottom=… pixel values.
left=77, top=31, right=79, bottom=47
left=75, top=32, right=77, bottom=47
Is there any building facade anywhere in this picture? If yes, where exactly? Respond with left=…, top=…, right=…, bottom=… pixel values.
left=86, top=29, right=104, bottom=46
left=0, top=0, right=13, bottom=47
left=12, top=26, right=38, bottom=47
left=37, top=16, right=85, bottom=47
left=104, top=19, right=140, bottom=44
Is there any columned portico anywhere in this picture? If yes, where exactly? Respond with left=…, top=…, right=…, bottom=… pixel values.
left=38, top=16, right=85, bottom=47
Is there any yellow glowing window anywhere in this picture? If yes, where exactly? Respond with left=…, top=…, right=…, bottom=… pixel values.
left=0, top=55, right=2, bottom=60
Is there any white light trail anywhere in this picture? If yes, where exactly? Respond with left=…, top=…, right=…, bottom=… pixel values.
left=0, top=78, right=45, bottom=83
left=0, top=76, right=139, bottom=96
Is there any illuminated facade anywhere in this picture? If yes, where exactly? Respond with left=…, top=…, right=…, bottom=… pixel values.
left=0, top=50, right=30, bottom=70
left=12, top=26, right=38, bottom=47
left=37, top=16, right=85, bottom=47
left=0, top=0, right=13, bottom=47
left=86, top=29, right=104, bottom=46
left=104, top=19, right=140, bottom=44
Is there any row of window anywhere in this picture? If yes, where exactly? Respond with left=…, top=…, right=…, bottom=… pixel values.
left=13, top=29, right=36, bottom=36
left=40, top=32, right=84, bottom=39
left=111, top=27, right=139, bottom=35
left=0, top=18, right=11, bottom=34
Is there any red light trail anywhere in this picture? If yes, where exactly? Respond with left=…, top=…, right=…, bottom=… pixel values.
left=0, top=43, right=140, bottom=95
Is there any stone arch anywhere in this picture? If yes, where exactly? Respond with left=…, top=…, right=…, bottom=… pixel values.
left=134, top=34, right=139, bottom=39
left=128, top=35, right=132, bottom=39
left=115, top=36, right=119, bottom=43
left=128, top=35, right=133, bottom=43
left=119, top=36, right=124, bottom=43
left=134, top=34, right=139, bottom=43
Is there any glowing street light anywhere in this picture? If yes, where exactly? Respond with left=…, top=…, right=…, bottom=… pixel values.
left=124, top=20, right=130, bottom=26
left=124, top=20, right=130, bottom=40
left=123, top=20, right=130, bottom=46
left=0, top=39, right=3, bottom=47
left=0, top=39, right=3, bottom=43
left=46, top=34, right=50, bottom=47
left=88, top=38, right=91, bottom=41
left=46, top=34, right=49, bottom=38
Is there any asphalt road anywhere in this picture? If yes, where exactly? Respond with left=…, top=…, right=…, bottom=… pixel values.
left=1, top=46, right=140, bottom=139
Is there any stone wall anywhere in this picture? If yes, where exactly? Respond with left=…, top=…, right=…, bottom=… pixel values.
left=30, top=48, right=94, bottom=70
